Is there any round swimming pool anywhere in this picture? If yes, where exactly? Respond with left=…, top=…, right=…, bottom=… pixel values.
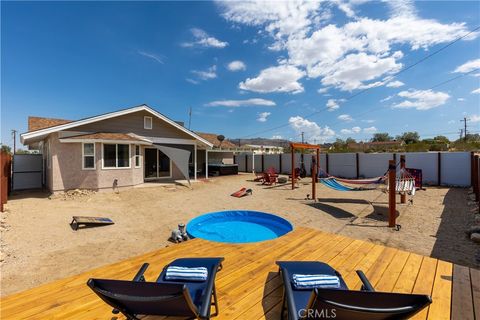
left=187, top=210, right=293, bottom=243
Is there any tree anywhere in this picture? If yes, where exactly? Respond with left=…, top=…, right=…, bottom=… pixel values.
left=396, top=131, right=420, bottom=144
left=0, top=144, right=12, bottom=154
left=345, top=137, right=356, bottom=144
left=371, top=133, right=392, bottom=142
left=433, top=135, right=450, bottom=144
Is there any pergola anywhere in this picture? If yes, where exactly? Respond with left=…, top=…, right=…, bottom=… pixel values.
left=290, top=143, right=321, bottom=200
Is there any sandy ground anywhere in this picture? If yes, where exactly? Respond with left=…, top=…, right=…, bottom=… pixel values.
left=1, top=173, right=478, bottom=296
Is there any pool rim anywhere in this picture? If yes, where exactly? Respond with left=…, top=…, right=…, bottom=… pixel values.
left=186, top=209, right=294, bottom=244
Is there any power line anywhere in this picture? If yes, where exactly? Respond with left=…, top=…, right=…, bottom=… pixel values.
left=239, top=25, right=480, bottom=139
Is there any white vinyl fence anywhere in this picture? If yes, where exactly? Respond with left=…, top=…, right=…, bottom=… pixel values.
left=234, top=152, right=471, bottom=187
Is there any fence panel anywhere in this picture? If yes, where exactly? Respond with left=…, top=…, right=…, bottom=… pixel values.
left=441, top=152, right=470, bottom=186
left=264, top=154, right=280, bottom=172
left=328, top=153, right=356, bottom=178
left=401, top=152, right=438, bottom=185
left=359, top=153, right=393, bottom=178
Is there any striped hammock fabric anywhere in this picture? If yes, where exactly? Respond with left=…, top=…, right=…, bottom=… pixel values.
left=292, top=274, right=341, bottom=289
left=334, top=176, right=385, bottom=185
left=395, top=178, right=416, bottom=195
left=165, top=266, right=208, bottom=281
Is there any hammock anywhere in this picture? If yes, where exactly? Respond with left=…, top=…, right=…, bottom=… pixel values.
left=318, top=168, right=386, bottom=185
left=319, top=178, right=374, bottom=191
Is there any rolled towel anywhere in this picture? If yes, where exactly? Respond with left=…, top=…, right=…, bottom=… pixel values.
left=292, top=274, right=340, bottom=289
left=165, top=266, right=208, bottom=281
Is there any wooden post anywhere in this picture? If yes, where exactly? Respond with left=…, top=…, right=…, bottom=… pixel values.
left=400, top=155, right=406, bottom=204
left=388, top=160, right=396, bottom=228
left=291, top=149, right=295, bottom=190
left=279, top=154, right=282, bottom=174
left=471, top=152, right=475, bottom=189
left=437, top=152, right=442, bottom=186
left=312, top=155, right=316, bottom=201
left=261, top=154, right=265, bottom=173
left=356, top=153, right=360, bottom=178
left=245, top=154, right=248, bottom=173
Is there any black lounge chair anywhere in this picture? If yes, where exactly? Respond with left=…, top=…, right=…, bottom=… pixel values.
left=276, top=261, right=432, bottom=320
left=87, top=257, right=224, bottom=320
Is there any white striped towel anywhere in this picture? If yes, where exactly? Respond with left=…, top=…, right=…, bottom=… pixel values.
left=292, top=274, right=340, bottom=289
left=165, top=266, right=208, bottom=281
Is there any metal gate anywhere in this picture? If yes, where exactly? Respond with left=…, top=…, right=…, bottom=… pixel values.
left=12, top=154, right=43, bottom=190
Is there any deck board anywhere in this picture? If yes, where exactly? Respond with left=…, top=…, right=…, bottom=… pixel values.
left=1, top=227, right=477, bottom=319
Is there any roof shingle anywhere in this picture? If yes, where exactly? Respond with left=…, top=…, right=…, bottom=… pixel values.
left=28, top=116, right=72, bottom=132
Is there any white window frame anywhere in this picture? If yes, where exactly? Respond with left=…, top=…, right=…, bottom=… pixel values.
left=102, top=143, right=131, bottom=169
left=82, top=142, right=96, bottom=170
left=144, top=116, right=153, bottom=130
left=134, top=145, right=141, bottom=168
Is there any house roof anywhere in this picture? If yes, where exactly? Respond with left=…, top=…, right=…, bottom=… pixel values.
left=195, top=132, right=238, bottom=149
left=21, top=104, right=213, bottom=147
left=28, top=116, right=72, bottom=131
left=60, top=133, right=143, bottom=141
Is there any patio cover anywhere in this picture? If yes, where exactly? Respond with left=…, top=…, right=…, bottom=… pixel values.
left=154, top=144, right=191, bottom=185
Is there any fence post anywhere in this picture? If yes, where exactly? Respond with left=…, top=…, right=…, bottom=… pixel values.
left=245, top=154, right=248, bottom=172
left=474, top=155, right=479, bottom=202
left=261, top=154, right=265, bottom=173
left=279, top=154, right=282, bottom=174
left=326, top=153, right=329, bottom=174
left=437, top=152, right=442, bottom=186
left=356, top=153, right=360, bottom=178
left=471, top=152, right=475, bottom=188
left=388, top=160, right=396, bottom=228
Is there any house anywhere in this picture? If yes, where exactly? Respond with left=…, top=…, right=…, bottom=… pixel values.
left=243, top=144, right=284, bottom=154
left=20, top=104, right=219, bottom=192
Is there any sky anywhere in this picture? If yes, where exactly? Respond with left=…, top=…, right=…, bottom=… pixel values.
left=1, top=0, right=479, bottom=148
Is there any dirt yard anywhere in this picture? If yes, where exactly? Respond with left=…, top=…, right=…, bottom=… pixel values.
left=1, top=173, right=478, bottom=296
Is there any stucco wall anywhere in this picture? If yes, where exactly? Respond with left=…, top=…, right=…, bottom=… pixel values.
left=49, top=133, right=143, bottom=192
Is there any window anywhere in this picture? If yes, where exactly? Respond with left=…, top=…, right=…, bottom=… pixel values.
left=82, top=143, right=95, bottom=169
left=135, top=145, right=141, bottom=168
left=103, top=144, right=130, bottom=168
left=144, top=116, right=153, bottom=129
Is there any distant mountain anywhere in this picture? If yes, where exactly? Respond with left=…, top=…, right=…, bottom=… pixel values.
left=227, top=137, right=291, bottom=148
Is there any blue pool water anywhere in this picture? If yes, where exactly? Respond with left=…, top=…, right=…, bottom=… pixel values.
left=187, top=210, right=293, bottom=243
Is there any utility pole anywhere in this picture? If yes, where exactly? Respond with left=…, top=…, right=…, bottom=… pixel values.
left=461, top=117, right=468, bottom=141
left=301, top=132, right=304, bottom=144
left=188, top=107, right=192, bottom=130
left=11, top=129, right=17, bottom=154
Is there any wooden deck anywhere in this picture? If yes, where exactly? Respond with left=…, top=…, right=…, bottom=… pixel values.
left=2, top=227, right=479, bottom=319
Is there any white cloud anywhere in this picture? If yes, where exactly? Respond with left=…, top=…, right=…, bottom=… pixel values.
left=317, top=87, right=329, bottom=94
left=470, top=114, right=480, bottom=123
left=340, top=126, right=362, bottom=135
left=380, top=95, right=394, bottom=102
left=186, top=78, right=199, bottom=85
left=338, top=114, right=353, bottom=122
left=326, top=98, right=345, bottom=111
left=181, top=28, right=228, bottom=48
left=453, top=59, right=480, bottom=73
left=137, top=51, right=164, bottom=64
left=386, top=80, right=404, bottom=88
left=288, top=116, right=335, bottom=143
left=362, top=119, right=375, bottom=123
left=363, top=126, right=377, bottom=133
left=457, top=98, right=465, bottom=101
left=257, top=112, right=271, bottom=122
left=219, top=1, right=475, bottom=92
left=191, top=65, right=217, bottom=80
left=227, top=60, right=247, bottom=71
left=472, top=88, right=480, bottom=94
left=272, top=135, right=283, bottom=139
left=393, top=89, right=450, bottom=110
left=239, top=65, right=305, bottom=93
left=205, top=98, right=276, bottom=107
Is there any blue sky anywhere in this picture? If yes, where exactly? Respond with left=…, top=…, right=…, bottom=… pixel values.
left=1, top=1, right=479, bottom=148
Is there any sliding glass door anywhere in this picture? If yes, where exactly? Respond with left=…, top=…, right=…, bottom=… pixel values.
left=144, top=148, right=171, bottom=179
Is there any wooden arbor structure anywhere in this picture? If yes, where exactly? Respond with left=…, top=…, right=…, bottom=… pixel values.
left=290, top=143, right=321, bottom=200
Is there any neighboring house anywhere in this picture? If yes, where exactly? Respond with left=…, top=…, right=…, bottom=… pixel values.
left=243, top=144, right=284, bottom=154
left=20, top=104, right=215, bottom=192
